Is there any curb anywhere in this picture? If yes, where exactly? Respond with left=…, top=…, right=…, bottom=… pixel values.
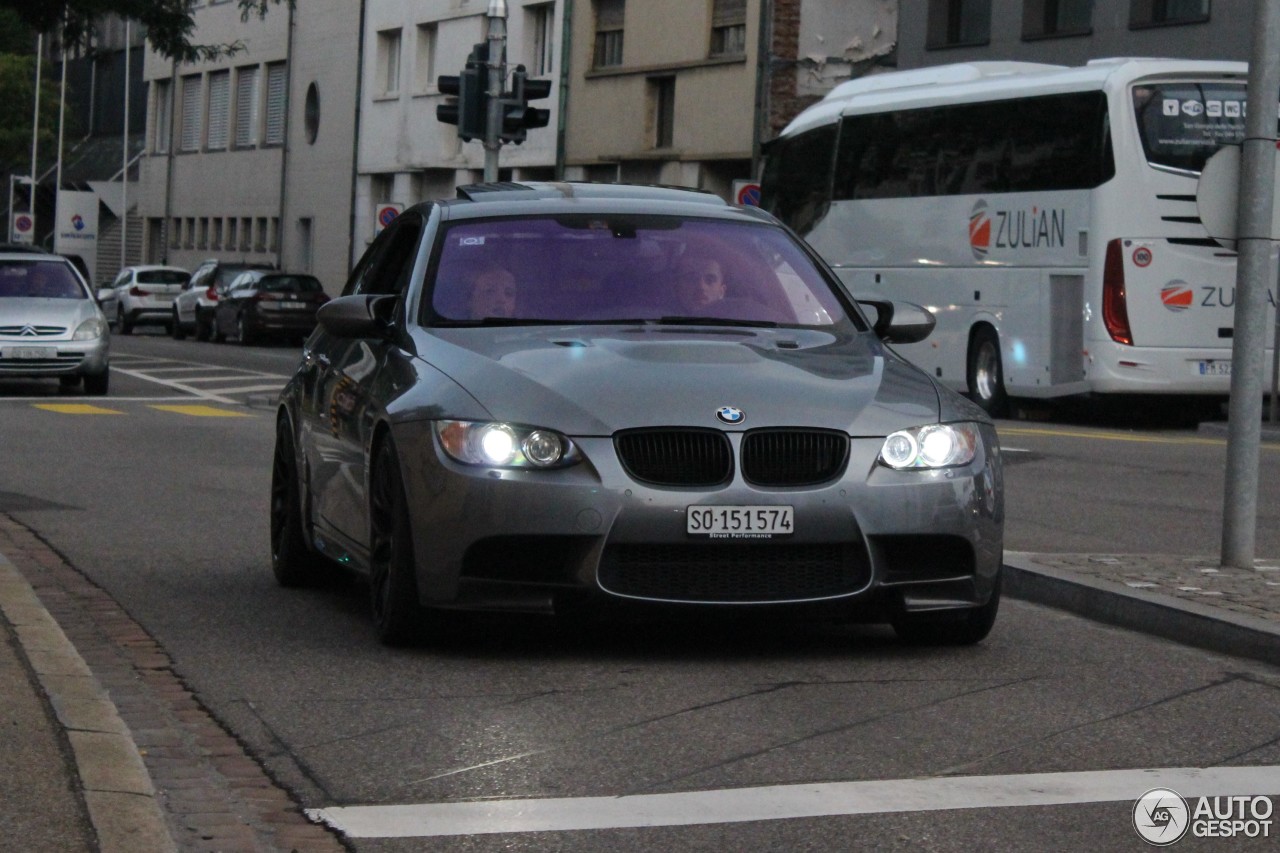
left=0, top=553, right=177, bottom=853
left=1004, top=552, right=1280, bottom=668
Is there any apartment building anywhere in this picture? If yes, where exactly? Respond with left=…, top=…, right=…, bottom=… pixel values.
left=563, top=0, right=896, bottom=195
left=136, top=0, right=362, bottom=292
left=898, top=1, right=1250, bottom=68
left=354, top=0, right=565, bottom=259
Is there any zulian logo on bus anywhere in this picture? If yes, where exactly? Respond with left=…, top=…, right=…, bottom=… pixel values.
left=968, top=200, right=1066, bottom=260
left=1161, top=282, right=1195, bottom=312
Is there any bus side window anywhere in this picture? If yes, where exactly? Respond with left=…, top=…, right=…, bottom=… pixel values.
left=761, top=124, right=836, bottom=235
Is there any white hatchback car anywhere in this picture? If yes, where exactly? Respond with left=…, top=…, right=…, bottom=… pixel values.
left=98, top=265, right=189, bottom=334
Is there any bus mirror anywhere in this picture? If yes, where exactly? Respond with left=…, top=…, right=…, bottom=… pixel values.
left=858, top=298, right=935, bottom=345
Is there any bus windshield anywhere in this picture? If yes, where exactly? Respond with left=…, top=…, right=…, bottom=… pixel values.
left=1132, top=81, right=1247, bottom=174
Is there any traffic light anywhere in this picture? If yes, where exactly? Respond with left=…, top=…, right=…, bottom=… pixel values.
left=498, top=65, right=552, bottom=144
left=437, top=43, right=489, bottom=142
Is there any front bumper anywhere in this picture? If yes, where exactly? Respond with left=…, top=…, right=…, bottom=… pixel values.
left=0, top=336, right=110, bottom=378
left=392, top=422, right=1004, bottom=618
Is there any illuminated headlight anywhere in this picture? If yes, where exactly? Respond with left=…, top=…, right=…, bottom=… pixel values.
left=434, top=420, right=580, bottom=468
left=879, top=423, right=979, bottom=470
left=73, top=317, right=107, bottom=340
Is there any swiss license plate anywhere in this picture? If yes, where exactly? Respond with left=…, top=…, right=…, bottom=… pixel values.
left=1198, top=360, right=1231, bottom=376
left=2, top=346, right=53, bottom=360
left=687, top=505, right=794, bottom=539
left=282, top=301, right=308, bottom=309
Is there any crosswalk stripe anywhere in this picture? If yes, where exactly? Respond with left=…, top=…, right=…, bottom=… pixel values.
left=307, top=766, right=1280, bottom=839
left=149, top=404, right=252, bottom=418
left=32, top=403, right=124, bottom=415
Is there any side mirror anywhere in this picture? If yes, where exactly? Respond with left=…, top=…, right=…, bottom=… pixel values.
left=316, top=294, right=397, bottom=339
left=857, top=298, right=936, bottom=345
left=95, top=287, right=113, bottom=304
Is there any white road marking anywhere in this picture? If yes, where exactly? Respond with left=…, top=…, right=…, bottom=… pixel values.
left=307, top=766, right=1280, bottom=839
left=107, top=355, right=290, bottom=404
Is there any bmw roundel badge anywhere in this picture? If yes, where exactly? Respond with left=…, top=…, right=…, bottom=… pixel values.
left=716, top=406, right=745, bottom=425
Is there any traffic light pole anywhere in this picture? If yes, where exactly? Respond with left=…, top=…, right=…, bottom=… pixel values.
left=484, top=0, right=508, bottom=183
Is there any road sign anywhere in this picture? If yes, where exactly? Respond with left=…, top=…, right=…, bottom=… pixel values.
left=734, top=181, right=761, bottom=207
left=1196, top=143, right=1280, bottom=249
left=11, top=211, right=34, bottom=244
left=374, top=203, right=403, bottom=236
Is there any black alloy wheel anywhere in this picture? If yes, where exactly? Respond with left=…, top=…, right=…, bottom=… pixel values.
left=891, top=570, right=1002, bottom=646
left=270, top=418, right=319, bottom=587
left=368, top=437, right=428, bottom=646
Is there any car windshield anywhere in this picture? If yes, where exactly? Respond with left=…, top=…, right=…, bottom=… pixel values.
left=136, top=269, right=188, bottom=285
left=259, top=275, right=323, bottom=293
left=0, top=260, right=85, bottom=299
left=426, top=215, right=855, bottom=328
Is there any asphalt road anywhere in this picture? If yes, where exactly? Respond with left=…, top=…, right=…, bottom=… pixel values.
left=0, top=333, right=1277, bottom=850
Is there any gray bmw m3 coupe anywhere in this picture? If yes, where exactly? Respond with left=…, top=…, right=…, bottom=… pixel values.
left=271, top=182, right=1003, bottom=646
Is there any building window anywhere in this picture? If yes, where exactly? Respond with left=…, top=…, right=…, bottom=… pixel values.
left=169, top=217, right=181, bottom=249
left=652, top=76, right=675, bottom=149
left=227, top=218, right=238, bottom=251
left=415, top=23, right=437, bottom=91
left=926, top=0, right=992, bottom=48
left=197, top=217, right=209, bottom=249
left=211, top=218, right=222, bottom=250
left=1130, top=0, right=1209, bottom=27
left=153, top=79, right=172, bottom=153
left=529, top=4, right=555, bottom=77
left=240, top=217, right=252, bottom=252
left=235, top=66, right=259, bottom=148
left=377, top=28, right=402, bottom=95
left=206, top=70, right=230, bottom=150
left=594, top=0, right=624, bottom=68
left=1023, top=0, right=1092, bottom=38
left=297, top=218, right=313, bottom=272
left=710, top=0, right=747, bottom=57
left=264, top=62, right=287, bottom=145
left=180, top=75, right=201, bottom=152
left=184, top=217, right=195, bottom=249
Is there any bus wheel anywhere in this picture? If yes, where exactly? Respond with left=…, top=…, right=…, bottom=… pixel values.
left=967, top=327, right=1007, bottom=417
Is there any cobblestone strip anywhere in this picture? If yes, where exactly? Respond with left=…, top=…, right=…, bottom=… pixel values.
left=0, top=515, right=347, bottom=853
left=1028, top=553, right=1280, bottom=624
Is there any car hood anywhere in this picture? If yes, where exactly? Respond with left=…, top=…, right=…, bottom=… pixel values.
left=0, top=298, right=99, bottom=338
left=416, top=325, right=941, bottom=436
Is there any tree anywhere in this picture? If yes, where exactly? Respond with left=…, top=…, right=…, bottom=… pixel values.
left=0, top=0, right=291, bottom=63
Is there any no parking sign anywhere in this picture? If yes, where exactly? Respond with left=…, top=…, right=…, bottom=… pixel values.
left=11, top=211, right=34, bottom=244
left=733, top=180, right=761, bottom=207
left=374, top=203, right=403, bottom=236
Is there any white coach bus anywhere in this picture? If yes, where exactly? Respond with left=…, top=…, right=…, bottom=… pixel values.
left=761, top=58, right=1277, bottom=415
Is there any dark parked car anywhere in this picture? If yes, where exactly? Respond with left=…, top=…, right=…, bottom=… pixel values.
left=212, top=270, right=329, bottom=345
left=173, top=259, right=274, bottom=341
left=270, top=182, right=1004, bottom=646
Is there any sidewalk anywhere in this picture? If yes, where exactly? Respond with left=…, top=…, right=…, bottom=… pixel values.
left=0, top=528, right=1277, bottom=850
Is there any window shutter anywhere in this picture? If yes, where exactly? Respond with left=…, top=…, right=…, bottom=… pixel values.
left=712, top=0, right=745, bottom=26
left=597, top=0, right=625, bottom=29
left=206, top=71, right=230, bottom=149
left=180, top=76, right=201, bottom=151
left=265, top=63, right=287, bottom=145
left=153, top=80, right=171, bottom=153
left=236, top=67, right=259, bottom=147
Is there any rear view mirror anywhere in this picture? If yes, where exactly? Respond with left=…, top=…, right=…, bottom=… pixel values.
left=95, top=287, right=113, bottom=304
left=317, top=294, right=398, bottom=339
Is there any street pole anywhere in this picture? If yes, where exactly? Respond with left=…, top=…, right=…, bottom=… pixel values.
left=484, top=0, right=508, bottom=183
left=30, top=32, right=42, bottom=239
left=1221, top=0, right=1280, bottom=569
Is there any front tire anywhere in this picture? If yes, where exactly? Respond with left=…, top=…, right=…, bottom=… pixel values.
left=195, top=310, right=212, bottom=342
left=211, top=314, right=227, bottom=343
left=270, top=418, right=319, bottom=587
left=967, top=326, right=1007, bottom=417
left=118, top=306, right=133, bottom=335
left=83, top=368, right=109, bottom=396
left=891, top=571, right=1001, bottom=646
left=238, top=314, right=255, bottom=346
left=172, top=307, right=187, bottom=340
left=369, top=436, right=428, bottom=646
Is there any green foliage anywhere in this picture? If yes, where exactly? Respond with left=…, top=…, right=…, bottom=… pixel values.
left=0, top=54, right=58, bottom=173
left=0, top=0, right=291, bottom=63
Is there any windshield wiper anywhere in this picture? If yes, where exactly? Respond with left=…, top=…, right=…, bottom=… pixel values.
left=656, top=316, right=779, bottom=328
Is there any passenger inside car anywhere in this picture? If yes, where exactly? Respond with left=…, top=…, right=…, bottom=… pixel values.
left=465, top=262, right=518, bottom=319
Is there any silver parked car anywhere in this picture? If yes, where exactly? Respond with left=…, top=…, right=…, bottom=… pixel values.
left=0, top=251, right=110, bottom=394
left=271, top=183, right=1003, bottom=646
left=98, top=264, right=189, bottom=334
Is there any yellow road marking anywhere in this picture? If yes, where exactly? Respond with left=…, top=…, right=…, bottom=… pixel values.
left=1000, top=425, right=1279, bottom=451
left=149, top=404, right=251, bottom=418
left=32, top=403, right=125, bottom=415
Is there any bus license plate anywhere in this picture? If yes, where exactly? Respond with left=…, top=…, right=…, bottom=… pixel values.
left=2, top=346, right=53, bottom=360
left=1198, top=360, right=1231, bottom=376
left=687, top=505, right=794, bottom=538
